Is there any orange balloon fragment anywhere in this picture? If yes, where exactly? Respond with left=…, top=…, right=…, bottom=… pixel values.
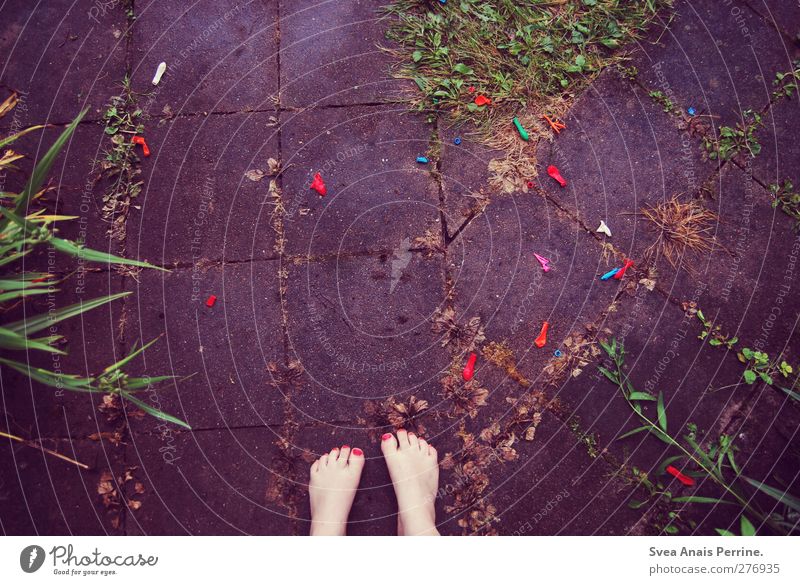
left=541, top=114, right=566, bottom=134
left=310, top=172, right=327, bottom=196
left=534, top=321, right=549, bottom=348
left=132, top=135, right=151, bottom=157
left=474, top=95, right=491, bottom=106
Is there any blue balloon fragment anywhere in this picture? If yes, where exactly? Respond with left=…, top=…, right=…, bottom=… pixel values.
left=600, top=267, right=620, bottom=280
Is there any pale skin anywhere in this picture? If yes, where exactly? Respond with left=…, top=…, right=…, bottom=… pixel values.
left=308, top=429, right=440, bottom=536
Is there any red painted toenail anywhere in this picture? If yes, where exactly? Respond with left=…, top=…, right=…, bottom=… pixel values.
left=342, top=445, right=350, bottom=449
left=352, top=448, right=363, bottom=456
left=382, top=433, right=392, bottom=441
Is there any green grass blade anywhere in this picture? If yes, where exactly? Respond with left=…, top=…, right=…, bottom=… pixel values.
left=4, top=291, right=130, bottom=336
left=0, top=326, right=64, bottom=353
left=0, top=356, right=96, bottom=391
left=0, top=289, right=52, bottom=303
left=672, top=496, right=734, bottom=505
left=0, top=276, right=53, bottom=290
left=656, top=454, right=686, bottom=476
left=118, top=390, right=191, bottom=429
left=657, top=391, right=667, bottom=432
left=125, top=375, right=175, bottom=390
left=629, top=391, right=656, bottom=401
left=103, top=336, right=161, bottom=374
left=14, top=109, right=87, bottom=216
left=778, top=386, right=800, bottom=402
left=743, top=477, right=800, bottom=513
left=0, top=124, right=46, bottom=150
left=616, top=425, right=649, bottom=441
left=0, top=250, right=30, bottom=268
left=49, top=238, right=166, bottom=271
left=740, top=515, right=756, bottom=536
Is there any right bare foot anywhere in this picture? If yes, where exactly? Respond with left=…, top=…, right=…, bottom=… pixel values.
left=381, top=430, right=440, bottom=536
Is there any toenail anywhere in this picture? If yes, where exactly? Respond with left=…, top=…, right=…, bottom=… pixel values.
left=409, top=432, right=415, bottom=437
left=342, top=445, right=350, bottom=449
left=382, top=433, right=392, bottom=441
left=352, top=448, right=363, bottom=456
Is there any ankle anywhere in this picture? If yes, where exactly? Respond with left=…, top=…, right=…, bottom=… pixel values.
left=398, top=507, right=437, bottom=536
left=400, top=516, right=439, bottom=536
left=310, top=520, right=347, bottom=536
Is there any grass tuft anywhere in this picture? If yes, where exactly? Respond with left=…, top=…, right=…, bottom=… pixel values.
left=640, top=196, right=719, bottom=270
left=383, top=0, right=670, bottom=190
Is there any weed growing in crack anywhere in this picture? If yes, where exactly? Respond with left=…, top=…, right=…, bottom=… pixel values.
left=599, top=338, right=800, bottom=535
left=692, top=310, right=798, bottom=399
left=101, top=76, right=144, bottom=243
left=695, top=309, right=738, bottom=349
left=702, top=108, right=763, bottom=161
left=769, top=179, right=800, bottom=230
left=772, top=59, right=800, bottom=101
left=648, top=90, right=677, bottom=114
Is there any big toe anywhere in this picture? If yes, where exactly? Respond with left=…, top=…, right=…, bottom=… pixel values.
left=381, top=432, right=398, bottom=456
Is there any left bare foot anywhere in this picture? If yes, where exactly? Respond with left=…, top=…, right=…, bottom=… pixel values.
left=309, top=445, right=365, bottom=536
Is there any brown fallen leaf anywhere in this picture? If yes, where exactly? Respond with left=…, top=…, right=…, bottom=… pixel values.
left=245, top=169, right=265, bottom=182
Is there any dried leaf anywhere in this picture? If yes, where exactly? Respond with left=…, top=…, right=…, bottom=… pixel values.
left=245, top=169, right=265, bottom=182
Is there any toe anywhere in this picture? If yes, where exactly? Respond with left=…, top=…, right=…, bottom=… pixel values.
left=337, top=445, right=351, bottom=466
left=348, top=447, right=366, bottom=474
left=396, top=428, right=410, bottom=449
left=311, top=458, right=321, bottom=473
left=381, top=432, right=398, bottom=455
left=419, top=437, right=428, bottom=452
left=320, top=453, right=329, bottom=467
left=428, top=444, right=437, bottom=460
left=408, top=432, right=420, bottom=450
left=329, top=447, right=340, bottom=464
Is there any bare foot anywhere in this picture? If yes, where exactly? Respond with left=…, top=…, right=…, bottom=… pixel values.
left=381, top=430, right=440, bottom=536
left=309, top=445, right=365, bottom=536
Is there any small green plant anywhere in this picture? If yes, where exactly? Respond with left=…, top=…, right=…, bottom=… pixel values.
left=696, top=310, right=738, bottom=349
left=694, top=307, right=799, bottom=400
left=598, top=338, right=799, bottom=535
left=736, top=347, right=794, bottom=387
left=649, top=90, right=676, bottom=114
left=703, top=109, right=763, bottom=160
left=772, top=59, right=800, bottom=100
left=568, top=418, right=599, bottom=458
left=769, top=179, right=800, bottom=230
left=619, top=65, right=639, bottom=81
